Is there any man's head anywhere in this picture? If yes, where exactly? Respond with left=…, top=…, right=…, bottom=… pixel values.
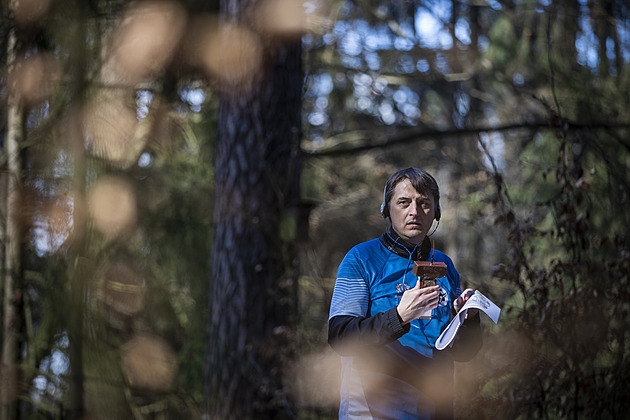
left=381, top=168, right=441, bottom=244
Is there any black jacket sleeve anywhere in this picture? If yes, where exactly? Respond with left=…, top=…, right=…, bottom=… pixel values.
left=328, top=307, right=410, bottom=356
left=448, top=312, right=483, bottom=362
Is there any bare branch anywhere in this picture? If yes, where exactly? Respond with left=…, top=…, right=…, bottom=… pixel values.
left=303, top=121, right=630, bottom=158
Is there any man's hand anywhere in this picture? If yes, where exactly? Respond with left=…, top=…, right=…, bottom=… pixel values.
left=454, top=288, right=478, bottom=318
left=396, top=280, right=441, bottom=325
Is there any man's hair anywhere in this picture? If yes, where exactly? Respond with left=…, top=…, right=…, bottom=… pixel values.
left=381, top=167, right=440, bottom=219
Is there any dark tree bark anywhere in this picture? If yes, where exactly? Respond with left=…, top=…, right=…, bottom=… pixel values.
left=204, top=20, right=303, bottom=420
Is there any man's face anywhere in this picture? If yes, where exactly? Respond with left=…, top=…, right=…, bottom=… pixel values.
left=388, top=178, right=436, bottom=245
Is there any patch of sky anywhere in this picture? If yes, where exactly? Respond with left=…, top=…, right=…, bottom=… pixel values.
left=376, top=4, right=388, bottom=18
left=576, top=24, right=598, bottom=69
left=26, top=102, right=50, bottom=129
left=455, top=91, right=470, bottom=116
left=306, top=77, right=332, bottom=124
left=31, top=333, right=70, bottom=402
left=315, top=96, right=329, bottom=109
left=393, top=88, right=408, bottom=104
left=180, top=87, right=205, bottom=113
left=339, top=19, right=374, bottom=56
left=417, top=59, right=430, bottom=72
left=605, top=37, right=618, bottom=76
left=479, top=130, right=506, bottom=172
left=353, top=19, right=372, bottom=37
left=308, top=111, right=328, bottom=126
left=438, top=31, right=453, bottom=49
left=426, top=0, right=451, bottom=22
left=606, top=37, right=615, bottom=60
left=373, top=77, right=388, bottom=94
left=33, top=375, right=47, bottom=393
left=341, top=55, right=363, bottom=69
left=397, top=55, right=416, bottom=74
left=452, top=110, right=465, bottom=129
left=365, top=51, right=381, bottom=71
left=314, top=73, right=334, bottom=96
left=354, top=73, right=373, bottom=87
left=574, top=0, right=600, bottom=70
left=365, top=31, right=387, bottom=51
left=335, top=72, right=347, bottom=89
left=33, top=217, right=69, bottom=257
left=305, top=73, right=332, bottom=104
left=303, top=0, right=318, bottom=15
left=394, top=87, right=421, bottom=119
left=414, top=7, right=453, bottom=50
left=399, top=22, right=416, bottom=39
left=401, top=103, right=421, bottom=119
left=353, top=73, right=375, bottom=113
left=485, top=0, right=502, bottom=9
left=379, top=101, right=396, bottom=125
left=323, top=33, right=335, bottom=45
left=340, top=31, right=362, bottom=56
left=333, top=20, right=349, bottom=37
left=478, top=35, right=489, bottom=52
left=302, top=32, right=313, bottom=47
left=394, top=36, right=414, bottom=51
left=415, top=9, right=442, bottom=49
left=138, top=152, right=153, bottom=168
left=136, top=89, right=153, bottom=119
left=58, top=332, right=69, bottom=348
left=357, top=96, right=372, bottom=111
left=435, top=53, right=451, bottom=74
left=513, top=72, right=525, bottom=85
left=455, top=18, right=471, bottom=45
left=50, top=349, right=69, bottom=376
left=339, top=0, right=354, bottom=16
left=53, top=150, right=72, bottom=178
left=353, top=80, right=372, bottom=99
left=616, top=24, right=630, bottom=62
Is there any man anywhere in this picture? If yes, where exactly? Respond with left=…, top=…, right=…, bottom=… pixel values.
left=328, top=167, right=482, bottom=420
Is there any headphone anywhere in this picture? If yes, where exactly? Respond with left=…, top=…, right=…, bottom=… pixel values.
left=380, top=185, right=441, bottom=221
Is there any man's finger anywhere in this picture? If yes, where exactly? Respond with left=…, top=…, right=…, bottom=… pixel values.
left=420, top=285, right=441, bottom=294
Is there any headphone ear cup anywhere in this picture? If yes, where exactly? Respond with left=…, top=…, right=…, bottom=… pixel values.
left=435, top=203, right=441, bottom=221
left=380, top=186, right=388, bottom=218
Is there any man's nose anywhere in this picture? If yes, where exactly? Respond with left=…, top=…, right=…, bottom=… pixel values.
left=408, top=201, right=418, bottom=215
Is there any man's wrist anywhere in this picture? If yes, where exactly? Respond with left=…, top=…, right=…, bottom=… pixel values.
left=396, top=306, right=410, bottom=326
left=389, top=307, right=410, bottom=336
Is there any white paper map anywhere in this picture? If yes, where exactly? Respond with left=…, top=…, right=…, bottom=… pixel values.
left=435, top=290, right=501, bottom=351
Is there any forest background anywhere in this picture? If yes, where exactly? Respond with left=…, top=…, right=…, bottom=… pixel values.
left=0, top=0, right=629, bottom=419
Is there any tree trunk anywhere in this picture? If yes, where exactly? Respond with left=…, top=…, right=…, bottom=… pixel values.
left=204, top=24, right=303, bottom=420
left=67, top=7, right=88, bottom=418
left=1, top=20, right=23, bottom=420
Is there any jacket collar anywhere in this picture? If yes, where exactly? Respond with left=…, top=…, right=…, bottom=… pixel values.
left=379, top=229, right=432, bottom=261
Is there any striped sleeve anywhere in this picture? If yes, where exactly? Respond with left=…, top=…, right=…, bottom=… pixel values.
left=329, top=250, right=370, bottom=319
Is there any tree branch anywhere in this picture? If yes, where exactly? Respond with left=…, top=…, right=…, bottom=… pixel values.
left=302, top=121, right=630, bottom=158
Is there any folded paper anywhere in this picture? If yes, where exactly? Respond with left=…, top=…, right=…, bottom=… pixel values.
left=435, top=290, right=501, bottom=351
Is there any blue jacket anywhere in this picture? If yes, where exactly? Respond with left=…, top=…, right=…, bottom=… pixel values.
left=328, top=232, right=481, bottom=419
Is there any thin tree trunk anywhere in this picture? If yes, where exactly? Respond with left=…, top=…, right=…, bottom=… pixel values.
left=67, top=9, right=88, bottom=419
left=1, top=19, right=23, bottom=420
